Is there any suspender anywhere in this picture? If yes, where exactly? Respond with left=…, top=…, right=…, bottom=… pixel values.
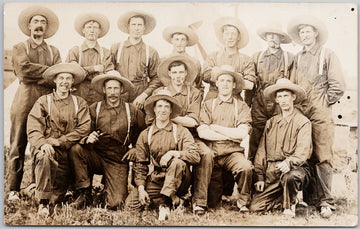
left=23, top=41, right=54, bottom=64
left=257, top=50, right=289, bottom=77
left=145, top=43, right=150, bottom=68
left=297, top=46, right=325, bottom=75
left=116, top=41, right=150, bottom=67
left=148, top=123, right=178, bottom=147
left=78, top=45, right=104, bottom=66
left=211, top=98, right=238, bottom=127
left=46, top=94, right=78, bottom=117
left=116, top=42, right=124, bottom=64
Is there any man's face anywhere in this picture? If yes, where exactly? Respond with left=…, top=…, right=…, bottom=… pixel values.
left=275, top=90, right=296, bottom=112
left=128, top=17, right=145, bottom=39
left=216, top=74, right=235, bottom=96
left=298, top=25, right=318, bottom=46
left=222, top=25, right=240, bottom=48
left=265, top=33, right=281, bottom=49
left=28, top=15, right=47, bottom=38
left=103, top=80, right=122, bottom=105
left=82, top=21, right=101, bottom=41
left=171, top=33, right=188, bottom=53
left=154, top=99, right=172, bottom=122
left=54, top=73, right=74, bottom=94
left=168, top=64, right=187, bottom=87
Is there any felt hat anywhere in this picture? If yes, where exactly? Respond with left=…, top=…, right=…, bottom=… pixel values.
left=256, top=22, right=292, bottom=44
left=43, top=63, right=86, bottom=87
left=117, top=10, right=156, bottom=35
left=264, top=78, right=306, bottom=104
left=74, top=13, right=110, bottom=38
left=91, top=70, right=135, bottom=95
left=162, top=25, right=199, bottom=46
left=211, top=65, right=245, bottom=93
left=213, top=17, right=249, bottom=49
left=144, top=89, right=182, bottom=119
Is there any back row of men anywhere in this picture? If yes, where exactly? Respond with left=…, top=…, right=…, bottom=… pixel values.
left=8, top=5, right=345, bottom=221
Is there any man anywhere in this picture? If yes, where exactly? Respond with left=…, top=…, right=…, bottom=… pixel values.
left=66, top=13, right=114, bottom=105
left=68, top=71, right=146, bottom=210
left=249, top=78, right=311, bottom=217
left=110, top=11, right=161, bottom=109
left=162, top=25, right=202, bottom=90
left=202, top=17, right=256, bottom=101
left=126, top=90, right=200, bottom=221
left=287, top=15, right=346, bottom=218
left=197, top=65, right=253, bottom=212
left=27, top=63, right=90, bottom=216
left=8, top=6, right=62, bottom=203
left=248, top=23, right=294, bottom=162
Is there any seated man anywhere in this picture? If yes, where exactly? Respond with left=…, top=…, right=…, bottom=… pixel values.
left=69, top=70, right=146, bottom=210
left=126, top=90, right=200, bottom=221
left=27, top=63, right=90, bottom=216
left=249, top=78, right=312, bottom=218
left=197, top=65, right=253, bottom=212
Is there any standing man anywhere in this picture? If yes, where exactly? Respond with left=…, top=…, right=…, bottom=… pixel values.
left=68, top=71, right=146, bottom=210
left=287, top=15, right=346, bottom=218
left=197, top=65, right=253, bottom=212
left=27, top=63, right=90, bottom=216
left=8, top=6, right=62, bottom=202
left=249, top=78, right=311, bottom=218
left=66, top=13, right=114, bottom=105
left=110, top=11, right=161, bottom=109
left=202, top=17, right=256, bottom=101
left=248, top=24, right=294, bottom=162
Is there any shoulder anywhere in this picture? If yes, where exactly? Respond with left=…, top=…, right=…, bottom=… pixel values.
left=189, top=86, right=201, bottom=96
left=293, top=109, right=311, bottom=126
left=101, top=46, right=110, bottom=53
left=13, top=42, right=26, bottom=50
left=174, top=123, right=191, bottom=135
left=73, top=95, right=88, bottom=106
left=47, top=44, right=60, bottom=53
left=235, top=98, right=250, bottom=109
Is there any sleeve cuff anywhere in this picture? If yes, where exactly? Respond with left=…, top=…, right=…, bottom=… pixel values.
left=256, top=174, right=264, bottom=182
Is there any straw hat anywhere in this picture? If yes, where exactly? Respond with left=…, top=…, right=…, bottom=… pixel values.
left=264, top=78, right=306, bottom=104
left=162, top=25, right=199, bottom=46
left=144, top=89, right=181, bottom=119
left=213, top=17, right=249, bottom=49
left=91, top=70, right=135, bottom=95
left=74, top=13, right=110, bottom=38
left=18, top=6, right=59, bottom=39
left=43, top=63, right=86, bottom=87
left=117, top=10, right=156, bottom=35
left=287, top=15, right=328, bottom=45
left=256, top=22, right=292, bottom=44
left=211, top=65, right=245, bottom=93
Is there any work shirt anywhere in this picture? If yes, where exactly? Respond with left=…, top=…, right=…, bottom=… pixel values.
left=199, top=96, right=252, bottom=156
left=27, top=92, right=91, bottom=150
left=12, top=38, right=61, bottom=84
left=254, top=108, right=312, bottom=182
left=110, top=39, right=162, bottom=96
left=134, top=121, right=201, bottom=186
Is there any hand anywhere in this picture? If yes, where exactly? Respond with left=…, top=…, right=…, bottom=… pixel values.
left=160, top=151, right=179, bottom=167
left=122, top=148, right=137, bottom=162
left=40, top=143, right=55, bottom=158
left=133, top=93, right=148, bottom=110
left=138, top=185, right=150, bottom=206
left=93, top=65, right=104, bottom=73
left=243, top=79, right=254, bottom=90
left=254, top=181, right=265, bottom=192
left=276, top=161, right=290, bottom=174
left=86, top=131, right=102, bottom=144
left=47, top=137, right=60, bottom=146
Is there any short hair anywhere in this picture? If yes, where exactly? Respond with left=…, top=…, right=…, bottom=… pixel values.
left=154, top=99, right=172, bottom=108
left=275, top=88, right=295, bottom=96
left=104, top=79, right=122, bottom=87
left=28, top=14, right=48, bottom=24
left=83, top=20, right=101, bottom=29
left=168, top=61, right=187, bottom=71
left=128, top=15, right=146, bottom=26
left=222, top=24, right=240, bottom=34
left=297, top=24, right=317, bottom=33
left=171, top=32, right=189, bottom=41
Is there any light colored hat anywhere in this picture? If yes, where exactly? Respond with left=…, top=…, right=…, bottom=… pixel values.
left=117, top=10, right=156, bottom=35
left=214, top=17, right=249, bottom=49
left=211, top=65, right=245, bottom=93
left=74, top=13, right=110, bottom=38
left=162, top=25, right=199, bottom=46
left=18, top=6, right=59, bottom=39
left=144, top=89, right=181, bottom=119
left=91, top=70, right=135, bottom=95
left=158, top=54, right=197, bottom=86
left=264, top=78, right=306, bottom=104
left=43, top=63, right=86, bottom=87
left=256, top=22, right=292, bottom=44
left=287, top=15, right=328, bottom=45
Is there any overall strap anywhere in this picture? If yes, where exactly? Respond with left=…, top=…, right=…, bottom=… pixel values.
left=71, top=95, right=79, bottom=115
left=283, top=51, right=289, bottom=77
left=47, top=44, right=54, bottom=65
left=123, top=102, right=131, bottom=146
left=187, top=85, right=191, bottom=107
left=46, top=94, right=52, bottom=116
left=117, top=42, right=124, bottom=64
left=234, top=99, right=238, bottom=127
left=318, top=46, right=326, bottom=75
left=95, top=101, right=102, bottom=126
left=78, top=46, right=82, bottom=65
left=145, top=44, right=150, bottom=67
left=257, top=50, right=266, bottom=73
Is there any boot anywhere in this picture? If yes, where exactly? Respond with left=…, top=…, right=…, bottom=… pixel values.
left=70, top=187, right=92, bottom=209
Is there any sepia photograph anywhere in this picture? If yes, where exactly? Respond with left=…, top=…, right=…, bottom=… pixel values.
left=3, top=1, right=358, bottom=226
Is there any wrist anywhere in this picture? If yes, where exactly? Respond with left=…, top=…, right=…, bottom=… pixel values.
left=138, top=185, right=145, bottom=191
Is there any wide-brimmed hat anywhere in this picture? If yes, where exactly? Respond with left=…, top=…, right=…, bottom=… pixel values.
left=43, top=63, right=86, bottom=87
left=144, top=89, right=182, bottom=119
left=91, top=70, right=135, bottom=95
left=18, top=6, right=59, bottom=39
left=158, top=54, right=197, bottom=86
left=287, top=15, right=328, bottom=45
left=162, top=25, right=199, bottom=46
left=256, top=22, right=292, bottom=44
left=117, top=10, right=156, bottom=35
left=74, top=13, right=110, bottom=38
left=214, top=17, right=249, bottom=49
left=264, top=78, right=306, bottom=104
left=211, top=65, right=245, bottom=93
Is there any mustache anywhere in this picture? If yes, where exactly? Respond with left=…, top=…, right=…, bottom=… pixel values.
left=35, top=27, right=44, bottom=32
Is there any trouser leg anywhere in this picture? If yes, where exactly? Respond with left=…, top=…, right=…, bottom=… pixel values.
left=249, top=181, right=283, bottom=212
left=207, top=164, right=223, bottom=208
left=34, top=151, right=58, bottom=200
left=52, top=149, right=72, bottom=200
left=249, top=126, right=264, bottom=163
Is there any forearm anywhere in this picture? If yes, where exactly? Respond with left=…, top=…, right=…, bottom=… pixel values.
left=197, top=125, right=228, bottom=141
left=210, top=124, right=249, bottom=140
left=172, top=116, right=198, bottom=128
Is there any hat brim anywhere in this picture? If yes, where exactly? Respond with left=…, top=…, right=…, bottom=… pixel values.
left=158, top=54, right=197, bottom=87
left=43, top=63, right=86, bottom=87
left=118, top=11, right=156, bottom=35
left=287, top=15, right=328, bottom=45
left=214, top=17, right=249, bottom=49
left=91, top=73, right=135, bottom=95
left=144, top=94, right=182, bottom=119
left=256, top=28, right=292, bottom=44
left=264, top=83, right=306, bottom=104
left=18, top=6, right=59, bottom=39
left=211, top=68, right=245, bottom=93
left=74, top=13, right=110, bottom=38
left=162, top=26, right=199, bottom=46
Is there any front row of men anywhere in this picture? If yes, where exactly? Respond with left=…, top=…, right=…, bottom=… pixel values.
left=25, top=56, right=311, bottom=221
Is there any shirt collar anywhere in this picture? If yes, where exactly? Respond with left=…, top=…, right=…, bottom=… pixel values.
left=275, top=108, right=299, bottom=124
left=217, top=96, right=234, bottom=105
left=301, top=43, right=321, bottom=55
left=151, top=121, right=174, bottom=135
left=103, top=99, right=125, bottom=109
left=52, top=91, right=71, bottom=104
left=28, top=38, right=48, bottom=50
left=166, top=84, right=188, bottom=96
left=124, top=38, right=145, bottom=49
left=80, top=41, right=101, bottom=53
left=264, top=48, right=282, bottom=59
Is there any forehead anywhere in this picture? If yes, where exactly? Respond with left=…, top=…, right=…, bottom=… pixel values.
left=298, top=25, right=316, bottom=32
left=56, top=72, right=73, bottom=79
left=172, top=33, right=187, bottom=39
left=265, top=32, right=281, bottom=37
left=30, top=15, right=47, bottom=22
left=155, top=99, right=171, bottom=106
left=84, top=21, right=100, bottom=27
left=275, top=90, right=293, bottom=96
left=169, top=64, right=186, bottom=71
left=223, top=25, right=239, bottom=33
left=129, top=16, right=145, bottom=24
left=105, top=79, right=121, bottom=87
left=218, top=73, right=234, bottom=81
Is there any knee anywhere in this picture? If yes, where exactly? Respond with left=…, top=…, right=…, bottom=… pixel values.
left=35, top=151, right=51, bottom=168
left=69, top=144, right=84, bottom=158
left=169, top=158, right=186, bottom=169
left=281, top=171, right=298, bottom=185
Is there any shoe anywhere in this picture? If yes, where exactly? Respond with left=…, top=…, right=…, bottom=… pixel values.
left=283, top=208, right=296, bottom=218
left=8, top=191, right=20, bottom=203
left=22, top=183, right=36, bottom=199
left=236, top=200, right=249, bottom=212
left=37, top=204, right=50, bottom=217
left=170, top=194, right=184, bottom=207
left=193, top=204, right=205, bottom=216
left=69, top=188, right=92, bottom=209
left=320, top=206, right=332, bottom=218
left=296, top=191, right=308, bottom=207
left=158, top=205, right=170, bottom=221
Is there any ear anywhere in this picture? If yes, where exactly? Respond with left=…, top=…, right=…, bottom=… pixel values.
left=82, top=27, right=86, bottom=35
left=292, top=93, right=297, bottom=102
left=168, top=70, right=172, bottom=78
left=102, top=85, right=106, bottom=94
left=215, top=79, right=219, bottom=88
